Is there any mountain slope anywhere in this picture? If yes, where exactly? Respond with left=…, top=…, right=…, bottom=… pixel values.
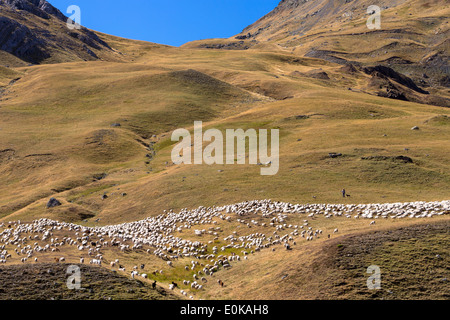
left=0, top=0, right=449, bottom=226
left=0, top=0, right=120, bottom=65
left=183, top=0, right=449, bottom=107
left=242, top=0, right=449, bottom=86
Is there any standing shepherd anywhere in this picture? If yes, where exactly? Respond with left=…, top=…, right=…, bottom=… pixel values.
left=342, top=189, right=346, bottom=198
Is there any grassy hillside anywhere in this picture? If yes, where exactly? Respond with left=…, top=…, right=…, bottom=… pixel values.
left=184, top=0, right=449, bottom=105
left=0, top=263, right=179, bottom=300
left=1, top=35, right=449, bottom=224
left=0, top=0, right=449, bottom=301
left=0, top=203, right=448, bottom=300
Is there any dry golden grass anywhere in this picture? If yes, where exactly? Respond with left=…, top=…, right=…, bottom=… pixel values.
left=1, top=41, right=449, bottom=224
left=0, top=0, right=449, bottom=300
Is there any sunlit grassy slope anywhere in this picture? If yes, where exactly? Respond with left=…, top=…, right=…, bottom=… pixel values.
left=0, top=2, right=449, bottom=301
left=184, top=0, right=450, bottom=102
left=1, top=32, right=449, bottom=224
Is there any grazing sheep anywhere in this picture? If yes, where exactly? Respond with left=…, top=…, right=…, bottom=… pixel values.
left=0, top=198, right=447, bottom=296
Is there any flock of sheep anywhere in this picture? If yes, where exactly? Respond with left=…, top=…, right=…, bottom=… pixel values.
left=0, top=199, right=448, bottom=298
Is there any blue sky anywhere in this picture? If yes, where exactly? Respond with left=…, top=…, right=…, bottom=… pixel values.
left=50, top=0, right=280, bottom=47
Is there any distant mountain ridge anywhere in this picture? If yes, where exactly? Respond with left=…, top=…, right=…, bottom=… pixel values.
left=241, top=0, right=412, bottom=41
left=235, top=0, right=449, bottom=106
left=237, top=0, right=449, bottom=81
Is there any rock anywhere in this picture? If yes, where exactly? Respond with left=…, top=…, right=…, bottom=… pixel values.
left=411, top=126, right=420, bottom=130
left=46, top=198, right=61, bottom=208
left=364, top=65, right=429, bottom=95
left=0, top=16, right=50, bottom=64
left=2, top=0, right=64, bottom=21
left=0, top=0, right=112, bottom=64
left=235, top=33, right=252, bottom=40
left=83, top=45, right=98, bottom=59
left=93, top=173, right=107, bottom=181
left=394, top=156, right=413, bottom=163
left=329, top=153, right=343, bottom=158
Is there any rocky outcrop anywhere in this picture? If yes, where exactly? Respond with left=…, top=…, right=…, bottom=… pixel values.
left=0, top=0, right=113, bottom=64
left=0, top=16, right=50, bottom=64
left=363, top=65, right=429, bottom=95
left=1, top=0, right=66, bottom=21
left=46, top=197, right=61, bottom=208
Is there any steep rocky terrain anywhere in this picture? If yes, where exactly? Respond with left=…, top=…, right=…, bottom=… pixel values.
left=0, top=0, right=118, bottom=65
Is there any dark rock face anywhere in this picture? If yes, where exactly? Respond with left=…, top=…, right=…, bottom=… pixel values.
left=0, top=16, right=50, bottom=64
left=46, top=197, right=62, bottom=208
left=1, top=0, right=66, bottom=21
left=378, top=82, right=408, bottom=101
left=364, top=65, right=429, bottom=95
left=0, top=0, right=112, bottom=64
left=35, top=0, right=67, bottom=21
